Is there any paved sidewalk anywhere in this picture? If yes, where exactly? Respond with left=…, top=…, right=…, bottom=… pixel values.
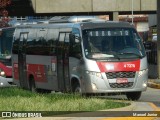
left=148, top=79, right=160, bottom=89
left=148, top=64, right=160, bottom=89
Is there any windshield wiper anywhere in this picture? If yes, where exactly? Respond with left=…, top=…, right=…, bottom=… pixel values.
left=105, top=51, right=120, bottom=60
left=118, top=52, right=142, bottom=58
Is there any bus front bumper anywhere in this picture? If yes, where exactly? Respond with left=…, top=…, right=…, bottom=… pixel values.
left=0, top=76, right=13, bottom=87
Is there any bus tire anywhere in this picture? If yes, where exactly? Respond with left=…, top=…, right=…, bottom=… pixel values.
left=29, top=77, right=37, bottom=93
left=37, top=89, right=52, bottom=94
left=72, top=82, right=82, bottom=94
left=126, top=92, right=141, bottom=101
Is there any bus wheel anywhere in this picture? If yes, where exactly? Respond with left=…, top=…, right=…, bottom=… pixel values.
left=29, top=77, right=36, bottom=93
left=126, top=92, right=141, bottom=101
left=37, top=89, right=52, bottom=94
left=72, top=83, right=82, bottom=94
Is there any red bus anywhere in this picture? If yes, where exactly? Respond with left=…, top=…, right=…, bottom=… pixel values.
left=0, top=27, right=15, bottom=87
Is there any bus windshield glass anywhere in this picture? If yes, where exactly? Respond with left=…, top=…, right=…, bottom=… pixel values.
left=82, top=28, right=146, bottom=60
left=0, top=28, right=14, bottom=59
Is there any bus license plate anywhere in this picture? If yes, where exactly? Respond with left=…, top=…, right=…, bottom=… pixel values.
left=116, top=78, right=128, bottom=83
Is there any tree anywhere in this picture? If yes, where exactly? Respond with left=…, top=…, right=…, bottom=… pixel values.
left=0, top=0, right=11, bottom=27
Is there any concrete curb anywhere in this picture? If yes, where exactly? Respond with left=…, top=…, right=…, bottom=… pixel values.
left=147, top=81, right=160, bottom=89
left=41, top=101, right=136, bottom=117
left=100, top=102, right=136, bottom=111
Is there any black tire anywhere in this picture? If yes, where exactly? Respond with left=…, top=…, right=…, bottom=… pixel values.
left=72, top=83, right=82, bottom=94
left=126, top=92, right=142, bottom=101
left=29, top=77, right=37, bottom=93
left=37, top=89, right=52, bottom=94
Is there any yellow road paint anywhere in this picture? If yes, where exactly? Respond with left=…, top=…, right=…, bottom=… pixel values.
left=149, top=103, right=160, bottom=111
left=100, top=102, right=160, bottom=120
left=100, top=117, right=158, bottom=120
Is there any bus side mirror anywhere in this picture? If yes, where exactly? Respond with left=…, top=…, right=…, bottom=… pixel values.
left=69, top=34, right=80, bottom=44
left=69, top=34, right=75, bottom=44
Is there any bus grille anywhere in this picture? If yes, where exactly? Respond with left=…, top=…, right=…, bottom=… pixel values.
left=106, top=71, right=135, bottom=79
left=109, top=82, right=134, bottom=88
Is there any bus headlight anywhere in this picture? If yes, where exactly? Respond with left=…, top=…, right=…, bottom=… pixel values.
left=0, top=82, right=4, bottom=86
left=138, top=69, right=148, bottom=77
left=143, top=83, right=147, bottom=88
left=0, top=68, right=5, bottom=77
left=1, top=71, right=5, bottom=76
left=92, top=83, right=97, bottom=90
left=86, top=71, right=102, bottom=78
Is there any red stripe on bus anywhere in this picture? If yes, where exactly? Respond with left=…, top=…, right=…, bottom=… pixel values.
left=96, top=60, right=140, bottom=72
left=0, top=62, right=12, bottom=77
left=27, top=64, right=47, bottom=83
left=13, top=63, right=19, bottom=80
left=13, top=63, right=47, bottom=83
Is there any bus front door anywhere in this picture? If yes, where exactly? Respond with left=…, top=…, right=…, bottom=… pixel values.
left=18, top=33, right=28, bottom=89
left=57, top=32, right=70, bottom=92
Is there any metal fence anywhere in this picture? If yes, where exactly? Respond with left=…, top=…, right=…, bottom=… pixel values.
left=144, top=41, right=158, bottom=78
left=144, top=41, right=157, bottom=65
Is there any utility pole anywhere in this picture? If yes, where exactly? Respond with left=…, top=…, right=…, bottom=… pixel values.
left=157, top=0, right=160, bottom=78
left=0, top=0, right=11, bottom=27
left=131, top=0, right=133, bottom=24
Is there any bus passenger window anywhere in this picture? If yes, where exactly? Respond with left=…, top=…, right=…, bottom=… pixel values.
left=70, top=36, right=82, bottom=58
left=70, top=43, right=82, bottom=58
left=13, top=29, right=21, bottom=54
left=27, top=29, right=37, bottom=55
left=47, top=29, right=59, bottom=55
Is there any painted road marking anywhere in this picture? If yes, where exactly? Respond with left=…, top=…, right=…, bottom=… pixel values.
left=100, top=102, right=160, bottom=120
left=100, top=117, right=159, bottom=120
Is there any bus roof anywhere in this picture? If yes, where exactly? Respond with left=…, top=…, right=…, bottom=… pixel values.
left=0, top=27, right=15, bottom=31
left=80, top=21, right=134, bottom=30
left=16, top=21, right=134, bottom=29
left=15, top=16, right=134, bottom=29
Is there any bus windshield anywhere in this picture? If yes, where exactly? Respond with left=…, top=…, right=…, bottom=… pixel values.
left=0, top=28, right=14, bottom=59
left=82, top=28, right=146, bottom=60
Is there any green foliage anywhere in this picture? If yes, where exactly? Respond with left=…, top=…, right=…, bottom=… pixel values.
left=0, top=87, right=130, bottom=112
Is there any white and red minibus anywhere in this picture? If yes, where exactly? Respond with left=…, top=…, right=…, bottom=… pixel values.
left=12, top=16, right=148, bottom=100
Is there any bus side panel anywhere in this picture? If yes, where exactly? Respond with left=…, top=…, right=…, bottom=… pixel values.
left=26, top=55, right=58, bottom=91
left=69, top=57, right=87, bottom=92
left=12, top=54, right=19, bottom=86
left=140, top=56, right=148, bottom=70
left=13, top=62, right=19, bottom=80
left=27, top=64, right=47, bottom=82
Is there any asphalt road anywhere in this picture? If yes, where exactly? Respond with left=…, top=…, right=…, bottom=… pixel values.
left=101, top=87, right=160, bottom=108
left=140, top=87, right=160, bottom=108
